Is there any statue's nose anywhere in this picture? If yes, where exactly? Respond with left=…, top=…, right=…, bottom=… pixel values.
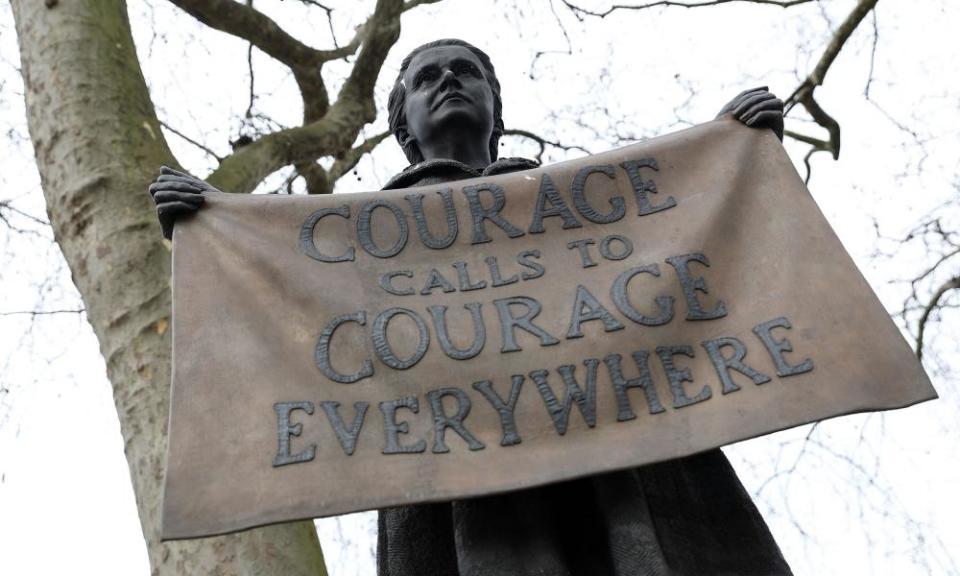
left=440, top=68, right=459, bottom=87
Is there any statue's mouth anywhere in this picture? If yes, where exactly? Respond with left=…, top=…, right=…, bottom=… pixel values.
left=434, top=92, right=470, bottom=110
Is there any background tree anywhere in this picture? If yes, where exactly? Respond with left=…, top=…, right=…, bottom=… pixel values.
left=1, top=0, right=957, bottom=574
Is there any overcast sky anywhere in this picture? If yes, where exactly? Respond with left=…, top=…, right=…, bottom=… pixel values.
left=1, top=1, right=958, bottom=574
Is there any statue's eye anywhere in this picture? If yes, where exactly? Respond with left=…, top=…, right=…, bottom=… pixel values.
left=454, top=62, right=481, bottom=77
left=414, top=68, right=439, bottom=88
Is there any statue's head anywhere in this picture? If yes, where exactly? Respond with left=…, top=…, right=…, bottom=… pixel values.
left=388, top=39, right=504, bottom=165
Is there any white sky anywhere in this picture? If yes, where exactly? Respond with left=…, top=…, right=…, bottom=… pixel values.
left=1, top=1, right=958, bottom=574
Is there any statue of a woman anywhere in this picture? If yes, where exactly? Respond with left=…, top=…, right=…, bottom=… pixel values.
left=150, top=39, right=791, bottom=576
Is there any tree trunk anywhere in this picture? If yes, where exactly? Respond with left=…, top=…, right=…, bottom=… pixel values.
left=11, top=0, right=327, bottom=573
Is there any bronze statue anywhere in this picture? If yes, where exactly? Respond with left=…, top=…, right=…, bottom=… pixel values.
left=151, top=39, right=790, bottom=575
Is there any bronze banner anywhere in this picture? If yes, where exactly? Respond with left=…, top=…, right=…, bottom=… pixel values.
left=161, top=119, right=935, bottom=540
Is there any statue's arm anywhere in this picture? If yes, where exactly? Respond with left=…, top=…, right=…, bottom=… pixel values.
left=148, top=166, right=218, bottom=240
left=716, top=86, right=784, bottom=141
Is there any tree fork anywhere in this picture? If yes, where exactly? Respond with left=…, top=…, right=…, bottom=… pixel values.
left=11, top=0, right=327, bottom=574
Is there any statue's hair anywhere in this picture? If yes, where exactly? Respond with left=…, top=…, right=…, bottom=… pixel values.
left=387, top=39, right=503, bottom=164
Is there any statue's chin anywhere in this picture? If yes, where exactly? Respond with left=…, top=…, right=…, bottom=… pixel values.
left=428, top=107, right=492, bottom=137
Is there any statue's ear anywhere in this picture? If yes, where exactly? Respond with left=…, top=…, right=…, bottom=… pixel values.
left=395, top=128, right=414, bottom=148
left=395, top=128, right=422, bottom=164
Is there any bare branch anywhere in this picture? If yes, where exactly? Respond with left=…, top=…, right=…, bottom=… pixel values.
left=245, top=0, right=256, bottom=121
left=782, top=128, right=833, bottom=182
left=787, top=0, right=879, bottom=104
left=529, top=0, right=574, bottom=78
left=863, top=9, right=878, bottom=98
left=753, top=423, right=820, bottom=498
left=296, top=162, right=333, bottom=195
left=0, top=200, right=50, bottom=228
left=306, top=0, right=439, bottom=63
left=403, top=0, right=443, bottom=11
left=503, top=128, right=591, bottom=164
left=784, top=0, right=880, bottom=160
left=166, top=0, right=328, bottom=67
left=782, top=128, right=828, bottom=149
left=911, top=247, right=960, bottom=290
left=166, top=0, right=335, bottom=126
left=158, top=120, right=224, bottom=162
left=206, top=99, right=357, bottom=194
left=800, top=147, right=816, bottom=184
left=337, top=0, right=403, bottom=107
left=166, top=0, right=446, bottom=195
left=206, top=0, right=407, bottom=193
left=560, top=0, right=814, bottom=20
left=915, top=276, right=960, bottom=360
left=292, top=0, right=340, bottom=51
left=0, top=308, right=86, bottom=317
left=329, top=130, right=392, bottom=183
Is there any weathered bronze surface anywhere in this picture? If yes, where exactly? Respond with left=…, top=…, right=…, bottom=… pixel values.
left=161, top=119, right=934, bottom=543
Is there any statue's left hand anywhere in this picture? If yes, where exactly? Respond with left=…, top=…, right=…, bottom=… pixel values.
left=716, top=86, right=784, bottom=141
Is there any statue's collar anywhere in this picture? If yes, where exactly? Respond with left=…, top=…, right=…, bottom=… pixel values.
left=383, top=157, right=540, bottom=190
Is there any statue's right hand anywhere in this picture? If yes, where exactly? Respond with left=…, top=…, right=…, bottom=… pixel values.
left=148, top=166, right=216, bottom=240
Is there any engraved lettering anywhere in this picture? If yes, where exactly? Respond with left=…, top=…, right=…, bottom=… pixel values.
left=567, top=238, right=598, bottom=268
left=357, top=199, right=409, bottom=258
left=420, top=268, right=458, bottom=295
left=404, top=189, right=458, bottom=250
left=603, top=352, right=666, bottom=421
left=702, top=336, right=772, bottom=394
left=427, top=387, right=485, bottom=453
left=372, top=308, right=430, bottom=370
left=452, top=260, right=487, bottom=291
left=429, top=303, right=486, bottom=360
left=598, top=234, right=633, bottom=261
left=300, top=205, right=355, bottom=263
left=493, top=296, right=561, bottom=353
left=380, top=397, right=426, bottom=454
left=273, top=401, right=316, bottom=467
left=665, top=252, right=727, bottom=321
left=611, top=264, right=674, bottom=326
left=516, top=249, right=546, bottom=280
left=571, top=164, right=624, bottom=224
left=752, top=317, right=815, bottom=377
left=529, top=173, right=582, bottom=233
left=485, top=255, right=519, bottom=287
left=316, top=311, right=374, bottom=383
left=620, top=158, right=676, bottom=216
left=566, top=284, right=625, bottom=338
left=462, top=183, right=525, bottom=244
left=319, top=401, right=369, bottom=456
left=472, top=376, right=524, bottom=446
left=379, top=270, right=415, bottom=296
left=656, top=345, right=712, bottom=408
left=530, top=361, right=599, bottom=435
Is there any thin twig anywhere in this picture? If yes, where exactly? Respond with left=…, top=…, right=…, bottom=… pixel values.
left=157, top=120, right=224, bottom=162
left=297, top=0, right=340, bottom=49
left=561, top=0, right=814, bottom=20
left=503, top=128, right=591, bottom=164
left=0, top=308, right=86, bottom=317
left=0, top=200, right=50, bottom=227
left=529, top=0, right=574, bottom=78
left=245, top=0, right=256, bottom=120
left=863, top=9, right=878, bottom=98
left=781, top=0, right=879, bottom=172
left=915, top=276, right=960, bottom=360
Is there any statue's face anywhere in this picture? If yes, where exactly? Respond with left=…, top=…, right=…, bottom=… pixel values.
left=401, top=45, right=495, bottom=154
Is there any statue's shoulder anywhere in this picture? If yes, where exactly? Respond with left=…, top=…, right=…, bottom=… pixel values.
left=483, top=157, right=540, bottom=176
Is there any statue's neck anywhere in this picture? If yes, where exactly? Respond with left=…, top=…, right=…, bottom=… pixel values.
left=417, top=128, right=491, bottom=170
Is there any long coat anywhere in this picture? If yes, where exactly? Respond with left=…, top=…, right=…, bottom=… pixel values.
left=376, top=157, right=792, bottom=576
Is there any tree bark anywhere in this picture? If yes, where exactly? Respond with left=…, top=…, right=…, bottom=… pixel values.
left=11, top=0, right=327, bottom=574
